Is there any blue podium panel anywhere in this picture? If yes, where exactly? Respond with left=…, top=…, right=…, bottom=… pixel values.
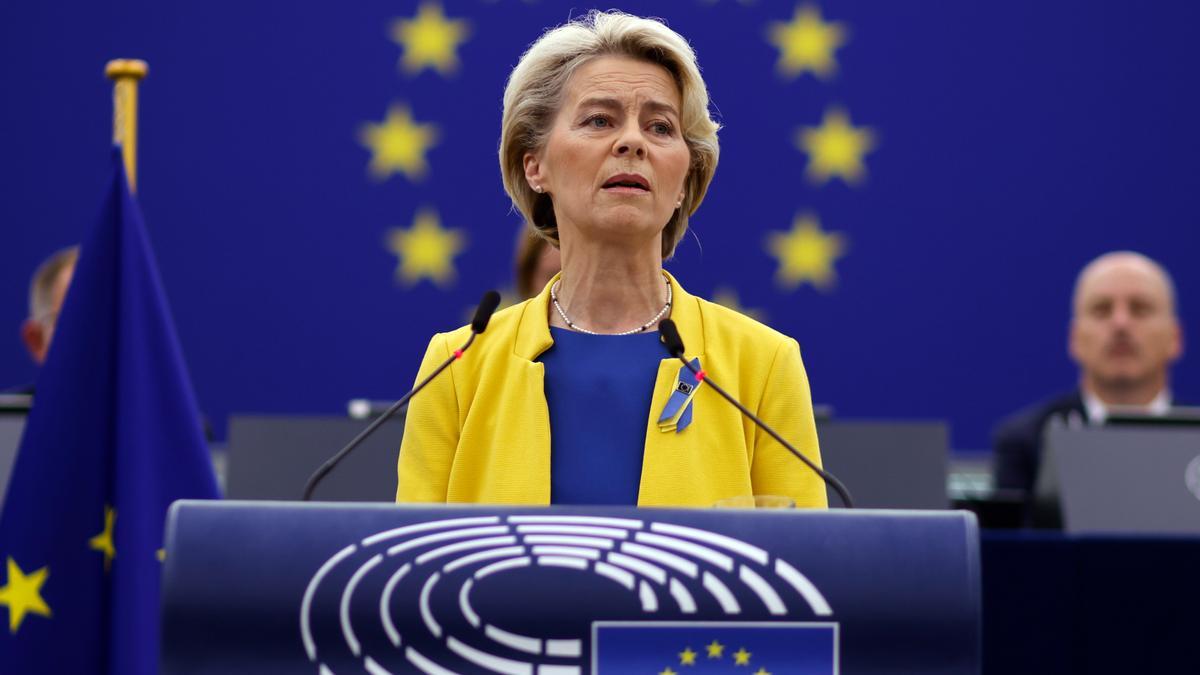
left=161, top=503, right=980, bottom=675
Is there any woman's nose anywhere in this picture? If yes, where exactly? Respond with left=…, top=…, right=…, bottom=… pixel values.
left=613, top=124, right=646, bottom=158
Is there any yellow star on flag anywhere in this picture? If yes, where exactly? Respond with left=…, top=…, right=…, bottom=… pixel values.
left=796, top=107, right=877, bottom=186
left=386, top=208, right=466, bottom=287
left=359, top=104, right=439, bottom=182
left=679, top=646, right=698, bottom=665
left=767, top=4, right=847, bottom=79
left=0, top=557, right=52, bottom=633
left=659, top=669, right=678, bottom=675
left=754, top=668, right=772, bottom=675
left=712, top=286, right=767, bottom=323
left=734, top=647, right=753, bottom=666
left=89, top=505, right=117, bottom=572
left=706, top=639, right=725, bottom=658
left=766, top=213, right=847, bottom=290
left=391, top=2, right=470, bottom=76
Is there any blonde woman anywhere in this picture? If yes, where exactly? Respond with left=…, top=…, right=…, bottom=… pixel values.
left=398, top=11, right=826, bottom=509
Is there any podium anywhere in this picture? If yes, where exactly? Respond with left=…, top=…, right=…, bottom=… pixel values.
left=162, top=502, right=980, bottom=674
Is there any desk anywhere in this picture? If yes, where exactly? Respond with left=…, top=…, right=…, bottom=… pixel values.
left=0, top=415, right=26, bottom=511
left=982, top=532, right=1199, bottom=674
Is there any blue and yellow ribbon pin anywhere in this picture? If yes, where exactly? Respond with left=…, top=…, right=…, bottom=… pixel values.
left=657, top=358, right=702, bottom=433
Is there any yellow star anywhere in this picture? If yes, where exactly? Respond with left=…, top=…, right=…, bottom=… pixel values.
left=679, top=646, right=698, bottom=665
left=88, top=505, right=117, bottom=572
left=754, top=668, right=772, bottom=675
left=733, top=647, right=752, bottom=666
left=767, top=4, right=847, bottom=79
left=0, top=557, right=52, bottom=633
left=359, top=104, right=439, bottom=182
left=796, top=107, right=877, bottom=186
left=386, top=208, right=466, bottom=287
left=765, top=213, right=847, bottom=290
left=659, top=669, right=677, bottom=675
left=157, top=548, right=167, bottom=563
left=712, top=287, right=767, bottom=323
left=706, top=639, right=725, bottom=658
left=391, top=2, right=470, bottom=76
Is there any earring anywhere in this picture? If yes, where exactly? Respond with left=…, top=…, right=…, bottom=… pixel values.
left=533, top=185, right=544, bottom=194
left=675, top=200, right=683, bottom=209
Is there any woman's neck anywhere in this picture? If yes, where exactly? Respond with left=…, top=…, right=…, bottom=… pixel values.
left=551, top=239, right=668, bottom=334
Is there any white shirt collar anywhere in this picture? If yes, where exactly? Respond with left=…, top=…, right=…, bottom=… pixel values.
left=1081, top=388, right=1172, bottom=424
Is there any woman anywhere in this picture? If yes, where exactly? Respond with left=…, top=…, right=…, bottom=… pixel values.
left=397, top=11, right=826, bottom=508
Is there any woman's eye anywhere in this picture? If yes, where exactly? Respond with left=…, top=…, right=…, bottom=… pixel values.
left=587, top=116, right=609, bottom=128
left=651, top=122, right=673, bottom=135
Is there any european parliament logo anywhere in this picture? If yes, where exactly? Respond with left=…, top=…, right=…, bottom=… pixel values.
left=299, top=515, right=838, bottom=674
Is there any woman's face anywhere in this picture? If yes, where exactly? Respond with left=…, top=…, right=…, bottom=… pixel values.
left=525, top=55, right=691, bottom=250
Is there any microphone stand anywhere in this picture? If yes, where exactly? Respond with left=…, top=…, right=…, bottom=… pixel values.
left=659, top=320, right=854, bottom=508
left=302, top=291, right=500, bottom=501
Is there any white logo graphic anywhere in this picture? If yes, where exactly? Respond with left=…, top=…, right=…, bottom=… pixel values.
left=299, top=515, right=832, bottom=675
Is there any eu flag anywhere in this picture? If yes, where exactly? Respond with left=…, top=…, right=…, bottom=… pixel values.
left=594, top=622, right=836, bottom=674
left=0, top=148, right=219, bottom=674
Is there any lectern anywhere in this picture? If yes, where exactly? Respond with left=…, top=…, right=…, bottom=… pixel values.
left=162, top=502, right=980, bottom=674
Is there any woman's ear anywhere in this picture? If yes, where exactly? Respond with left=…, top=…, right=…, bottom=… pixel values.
left=524, top=152, right=546, bottom=193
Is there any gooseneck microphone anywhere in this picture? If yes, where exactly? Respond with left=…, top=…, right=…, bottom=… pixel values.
left=658, top=319, right=854, bottom=508
left=302, top=291, right=502, bottom=500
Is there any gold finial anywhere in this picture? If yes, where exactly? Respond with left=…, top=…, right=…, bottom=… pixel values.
left=104, top=59, right=148, bottom=81
left=105, top=59, right=149, bottom=192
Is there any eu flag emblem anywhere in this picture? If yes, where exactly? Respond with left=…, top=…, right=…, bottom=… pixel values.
left=0, top=148, right=219, bottom=674
left=594, top=621, right=837, bottom=674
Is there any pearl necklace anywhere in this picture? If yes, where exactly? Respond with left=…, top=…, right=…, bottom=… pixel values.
left=550, top=274, right=672, bottom=336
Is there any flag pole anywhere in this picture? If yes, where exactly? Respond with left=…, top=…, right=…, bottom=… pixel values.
left=104, top=58, right=148, bottom=193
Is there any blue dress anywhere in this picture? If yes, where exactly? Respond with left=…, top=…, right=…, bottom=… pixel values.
left=539, top=327, right=665, bottom=505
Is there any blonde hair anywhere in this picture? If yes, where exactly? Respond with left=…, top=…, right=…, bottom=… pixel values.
left=499, top=10, right=720, bottom=259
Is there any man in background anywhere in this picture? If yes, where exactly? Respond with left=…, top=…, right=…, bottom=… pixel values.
left=16, top=246, right=78, bottom=385
left=992, top=251, right=1184, bottom=511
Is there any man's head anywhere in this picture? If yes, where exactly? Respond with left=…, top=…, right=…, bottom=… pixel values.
left=1069, top=251, right=1183, bottom=400
left=21, top=246, right=78, bottom=365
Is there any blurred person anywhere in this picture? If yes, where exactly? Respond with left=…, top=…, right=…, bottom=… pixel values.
left=10, top=245, right=219, bottom=438
left=514, top=229, right=562, bottom=300
left=8, top=246, right=79, bottom=394
left=397, top=10, right=827, bottom=507
left=992, top=251, right=1184, bottom=507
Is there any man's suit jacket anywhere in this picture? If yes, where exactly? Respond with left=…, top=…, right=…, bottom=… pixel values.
left=992, top=391, right=1086, bottom=497
left=396, top=271, right=828, bottom=508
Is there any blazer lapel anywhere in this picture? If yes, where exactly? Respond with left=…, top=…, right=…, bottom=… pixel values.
left=639, top=273, right=707, bottom=505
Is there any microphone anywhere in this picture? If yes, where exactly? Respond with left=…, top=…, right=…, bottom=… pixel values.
left=302, top=291, right=502, bottom=500
left=471, top=289, right=502, bottom=333
left=658, top=319, right=854, bottom=508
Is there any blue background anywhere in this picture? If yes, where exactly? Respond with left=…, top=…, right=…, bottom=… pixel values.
left=2, top=1, right=1197, bottom=450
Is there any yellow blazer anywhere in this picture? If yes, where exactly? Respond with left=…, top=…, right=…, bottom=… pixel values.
left=396, top=272, right=827, bottom=508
